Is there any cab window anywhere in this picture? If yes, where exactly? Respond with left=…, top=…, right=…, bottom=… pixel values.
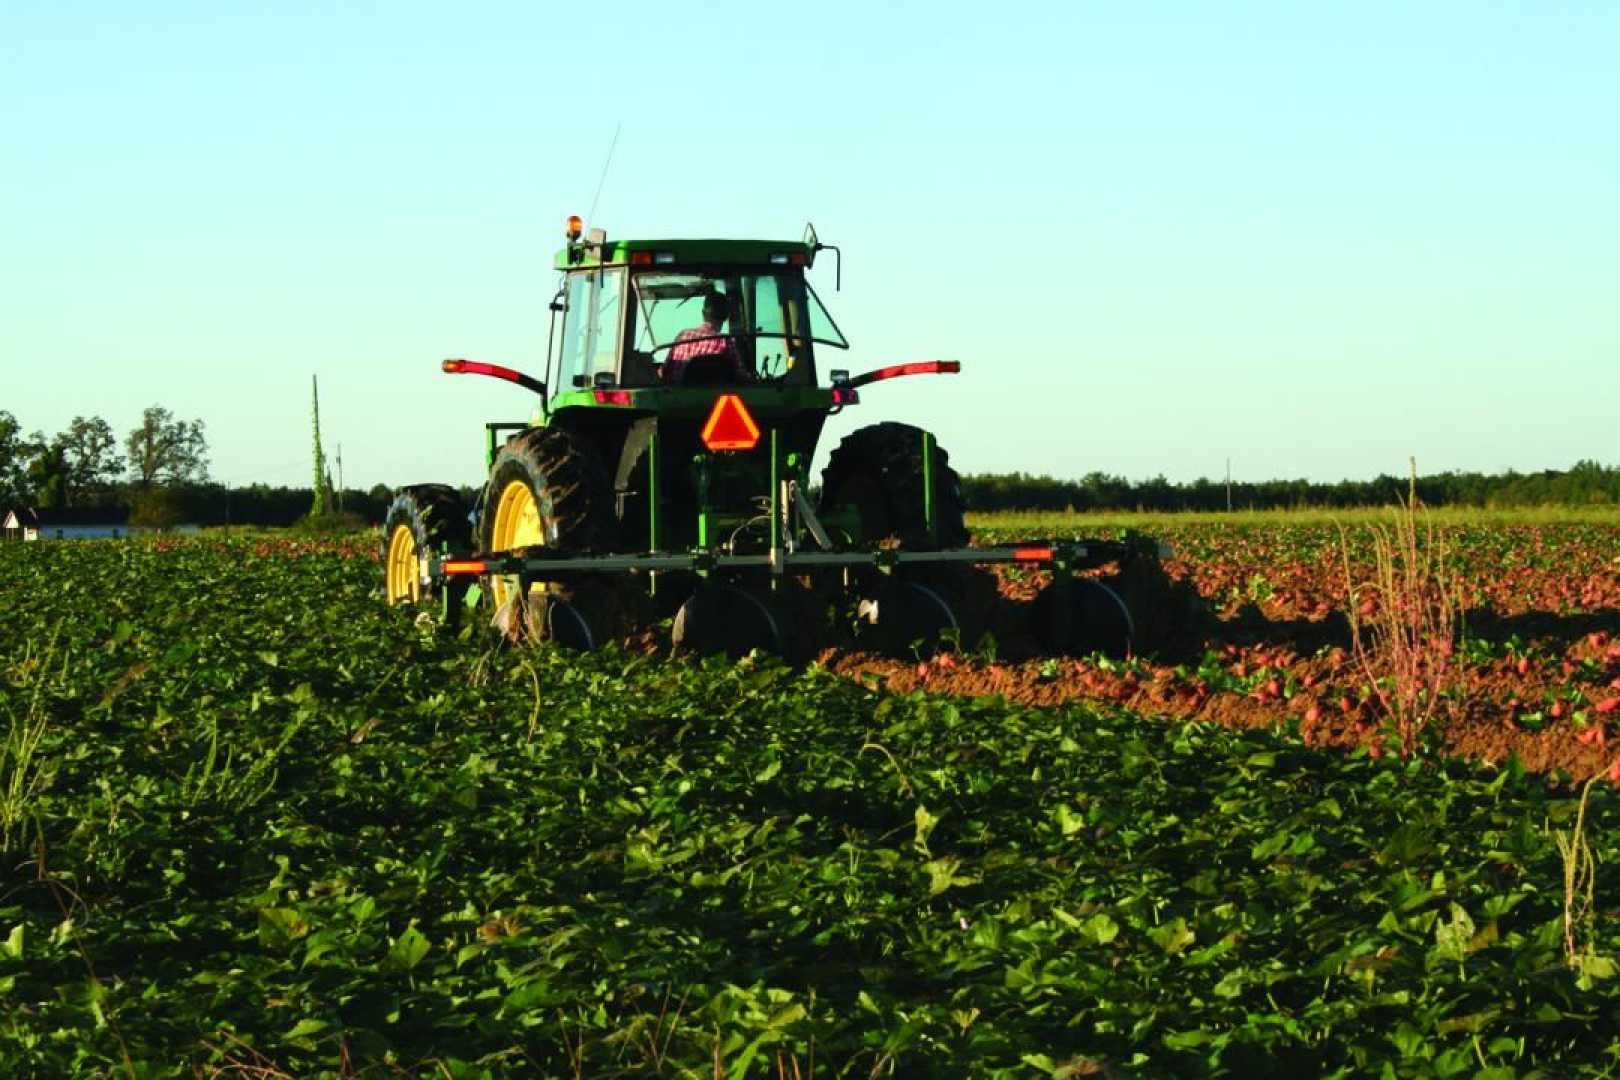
left=555, top=273, right=594, bottom=392
left=747, top=274, right=807, bottom=380
left=555, top=269, right=626, bottom=392
left=590, top=270, right=624, bottom=382
left=630, top=270, right=844, bottom=386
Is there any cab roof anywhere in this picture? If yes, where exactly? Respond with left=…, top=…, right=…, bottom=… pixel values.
left=555, top=237, right=815, bottom=271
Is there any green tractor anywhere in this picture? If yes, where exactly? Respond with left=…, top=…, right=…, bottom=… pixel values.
left=383, top=218, right=1164, bottom=657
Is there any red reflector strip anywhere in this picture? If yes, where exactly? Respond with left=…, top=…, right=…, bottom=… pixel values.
left=441, top=559, right=487, bottom=575
left=884, top=360, right=958, bottom=379
left=440, top=358, right=548, bottom=396
left=847, top=360, right=962, bottom=389
left=1012, top=547, right=1054, bottom=562
left=592, top=389, right=632, bottom=405
left=831, top=387, right=859, bottom=405
left=442, top=358, right=520, bottom=382
left=629, top=251, right=654, bottom=266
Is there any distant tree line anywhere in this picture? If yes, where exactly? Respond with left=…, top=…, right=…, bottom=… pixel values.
left=3, top=406, right=455, bottom=529
left=1, top=407, right=212, bottom=523
left=960, top=461, right=1620, bottom=512
left=9, top=406, right=1618, bottom=525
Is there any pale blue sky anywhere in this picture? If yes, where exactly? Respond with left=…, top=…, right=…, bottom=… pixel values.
left=3, top=1, right=1615, bottom=489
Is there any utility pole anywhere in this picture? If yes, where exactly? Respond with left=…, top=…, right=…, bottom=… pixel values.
left=336, top=444, right=344, bottom=513
left=1225, top=458, right=1232, bottom=512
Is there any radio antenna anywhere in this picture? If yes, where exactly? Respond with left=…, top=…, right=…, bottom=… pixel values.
left=586, top=122, right=622, bottom=223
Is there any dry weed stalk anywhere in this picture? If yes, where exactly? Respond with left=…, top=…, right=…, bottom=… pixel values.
left=1340, top=461, right=1465, bottom=757
left=1554, top=769, right=1603, bottom=971
left=196, top=1029, right=299, bottom=1079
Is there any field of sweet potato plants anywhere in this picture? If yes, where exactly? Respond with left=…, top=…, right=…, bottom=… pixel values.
left=3, top=513, right=1620, bottom=1078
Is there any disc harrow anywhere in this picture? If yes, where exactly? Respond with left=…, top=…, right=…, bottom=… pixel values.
left=384, top=218, right=1183, bottom=661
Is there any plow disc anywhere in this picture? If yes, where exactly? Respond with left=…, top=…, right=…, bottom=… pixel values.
left=1031, top=578, right=1134, bottom=658
left=1028, top=548, right=1202, bottom=660
left=673, top=583, right=794, bottom=659
left=490, top=577, right=643, bottom=651
left=854, top=579, right=961, bottom=658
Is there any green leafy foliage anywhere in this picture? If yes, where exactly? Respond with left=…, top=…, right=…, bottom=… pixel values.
left=2, top=536, right=1620, bottom=1076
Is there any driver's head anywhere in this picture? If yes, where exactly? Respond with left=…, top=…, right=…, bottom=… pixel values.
left=702, top=292, right=728, bottom=327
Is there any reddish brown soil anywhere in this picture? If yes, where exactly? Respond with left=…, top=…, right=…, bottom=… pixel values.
left=818, top=640, right=1620, bottom=784
left=807, top=526, right=1620, bottom=785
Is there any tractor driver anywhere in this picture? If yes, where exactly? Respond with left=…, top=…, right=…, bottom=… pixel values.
left=662, top=292, right=750, bottom=385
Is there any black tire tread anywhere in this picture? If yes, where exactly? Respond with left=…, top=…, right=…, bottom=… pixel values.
left=382, top=484, right=471, bottom=602
left=818, top=421, right=969, bottom=549
left=479, top=427, right=617, bottom=554
left=479, top=426, right=630, bottom=646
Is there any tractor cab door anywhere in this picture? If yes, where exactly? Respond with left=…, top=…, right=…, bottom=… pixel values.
left=553, top=268, right=627, bottom=396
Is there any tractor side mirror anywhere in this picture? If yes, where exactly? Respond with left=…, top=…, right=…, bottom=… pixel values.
left=819, top=243, right=842, bottom=290
left=802, top=223, right=839, bottom=289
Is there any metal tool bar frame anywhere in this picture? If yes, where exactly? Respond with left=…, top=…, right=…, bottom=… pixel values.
left=430, top=539, right=1140, bottom=583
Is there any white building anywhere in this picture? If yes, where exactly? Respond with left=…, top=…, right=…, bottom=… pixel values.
left=3, top=507, right=134, bottom=541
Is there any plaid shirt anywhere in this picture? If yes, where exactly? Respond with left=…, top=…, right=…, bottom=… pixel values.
left=663, top=322, right=743, bottom=383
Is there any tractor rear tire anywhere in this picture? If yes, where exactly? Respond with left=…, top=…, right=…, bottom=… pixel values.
left=818, top=422, right=969, bottom=548
left=383, top=485, right=472, bottom=607
left=820, top=423, right=974, bottom=646
left=480, top=426, right=626, bottom=647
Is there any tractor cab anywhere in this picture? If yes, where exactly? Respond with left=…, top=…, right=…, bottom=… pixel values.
left=545, top=231, right=848, bottom=397
left=498, top=228, right=859, bottom=557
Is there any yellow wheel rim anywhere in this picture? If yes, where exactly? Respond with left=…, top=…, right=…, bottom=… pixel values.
left=488, top=478, right=546, bottom=610
left=384, top=523, right=420, bottom=604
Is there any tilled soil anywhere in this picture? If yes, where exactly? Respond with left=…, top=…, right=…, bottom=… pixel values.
left=604, top=523, right=1620, bottom=781
left=817, top=640, right=1620, bottom=783
left=810, top=532, right=1620, bottom=783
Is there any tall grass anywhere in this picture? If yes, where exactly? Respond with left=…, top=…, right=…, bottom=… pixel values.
left=1338, top=463, right=1465, bottom=758
left=2, top=633, right=61, bottom=849
left=182, top=709, right=300, bottom=812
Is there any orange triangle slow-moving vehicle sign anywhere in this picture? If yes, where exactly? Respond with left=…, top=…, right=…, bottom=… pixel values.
left=700, top=393, right=762, bottom=452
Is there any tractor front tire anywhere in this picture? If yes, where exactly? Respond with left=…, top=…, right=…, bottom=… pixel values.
left=480, top=426, right=625, bottom=646
left=818, top=422, right=969, bottom=548
left=383, top=484, right=472, bottom=606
